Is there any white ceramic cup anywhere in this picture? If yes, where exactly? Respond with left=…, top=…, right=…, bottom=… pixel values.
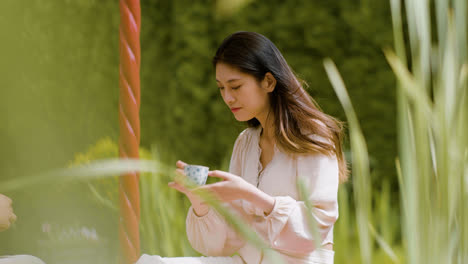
left=183, top=165, right=209, bottom=185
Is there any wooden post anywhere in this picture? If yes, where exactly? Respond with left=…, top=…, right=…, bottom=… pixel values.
left=118, top=0, right=141, bottom=262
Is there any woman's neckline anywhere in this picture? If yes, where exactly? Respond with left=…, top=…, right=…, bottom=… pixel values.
left=256, top=126, right=279, bottom=176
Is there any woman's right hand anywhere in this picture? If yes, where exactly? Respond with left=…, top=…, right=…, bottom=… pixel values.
left=0, top=194, right=17, bottom=232
left=168, top=160, right=210, bottom=216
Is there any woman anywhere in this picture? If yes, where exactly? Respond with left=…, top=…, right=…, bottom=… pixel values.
left=137, top=31, right=348, bottom=264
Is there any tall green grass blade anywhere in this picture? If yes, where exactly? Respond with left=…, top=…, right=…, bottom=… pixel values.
left=368, top=223, right=400, bottom=263
left=296, top=178, right=322, bottom=250
left=389, top=2, right=419, bottom=262
left=390, top=0, right=407, bottom=65
left=454, top=0, right=467, bottom=64
left=335, top=184, right=352, bottom=263
left=87, top=183, right=118, bottom=212
left=323, top=58, right=373, bottom=264
left=435, top=0, right=449, bottom=57
left=384, top=50, right=433, bottom=116
left=0, top=159, right=166, bottom=192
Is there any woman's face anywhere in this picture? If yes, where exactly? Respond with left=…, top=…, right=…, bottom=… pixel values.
left=215, top=62, right=271, bottom=122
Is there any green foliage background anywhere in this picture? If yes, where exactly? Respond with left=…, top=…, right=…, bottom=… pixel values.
left=0, top=0, right=399, bottom=262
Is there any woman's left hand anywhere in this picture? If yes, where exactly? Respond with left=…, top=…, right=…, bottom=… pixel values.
left=192, top=170, right=256, bottom=204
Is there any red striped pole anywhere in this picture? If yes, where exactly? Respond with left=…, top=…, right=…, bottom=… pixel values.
left=118, top=0, right=141, bottom=263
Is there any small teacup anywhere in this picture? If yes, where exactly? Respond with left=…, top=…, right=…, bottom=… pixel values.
left=184, top=164, right=209, bottom=186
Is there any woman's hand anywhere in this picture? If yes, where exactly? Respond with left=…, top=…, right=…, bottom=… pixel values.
left=0, top=194, right=17, bottom=232
left=193, top=170, right=275, bottom=216
left=168, top=161, right=211, bottom=216
left=192, top=170, right=256, bottom=204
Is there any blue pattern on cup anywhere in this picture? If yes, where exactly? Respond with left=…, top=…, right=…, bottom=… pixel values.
left=184, top=165, right=209, bottom=185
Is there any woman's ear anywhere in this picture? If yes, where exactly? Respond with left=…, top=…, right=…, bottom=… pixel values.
left=262, top=72, right=277, bottom=93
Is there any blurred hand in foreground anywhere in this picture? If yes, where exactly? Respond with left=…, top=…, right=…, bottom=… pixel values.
left=0, top=194, right=17, bottom=232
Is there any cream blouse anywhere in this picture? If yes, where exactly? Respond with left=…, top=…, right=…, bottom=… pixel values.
left=185, top=125, right=339, bottom=264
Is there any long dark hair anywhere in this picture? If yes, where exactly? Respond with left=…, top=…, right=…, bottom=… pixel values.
left=213, top=31, right=349, bottom=183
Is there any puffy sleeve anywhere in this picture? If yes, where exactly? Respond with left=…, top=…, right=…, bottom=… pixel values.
left=185, top=129, right=249, bottom=256
left=265, top=151, right=339, bottom=255
left=186, top=204, right=246, bottom=256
